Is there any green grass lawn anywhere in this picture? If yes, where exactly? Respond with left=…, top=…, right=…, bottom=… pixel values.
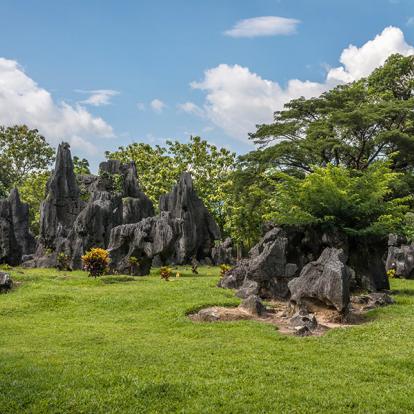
left=1, top=267, right=414, bottom=413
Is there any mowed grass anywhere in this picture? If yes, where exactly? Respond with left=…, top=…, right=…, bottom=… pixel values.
left=1, top=267, right=414, bottom=413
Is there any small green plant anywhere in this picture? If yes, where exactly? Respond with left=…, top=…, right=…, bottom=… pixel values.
left=81, top=248, right=110, bottom=278
left=160, top=266, right=172, bottom=281
left=387, top=268, right=397, bottom=279
left=57, top=252, right=71, bottom=271
left=220, top=264, right=232, bottom=278
left=128, top=256, right=140, bottom=275
left=191, top=257, right=199, bottom=275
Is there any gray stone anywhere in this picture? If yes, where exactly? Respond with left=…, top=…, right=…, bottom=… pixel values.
left=235, top=279, right=259, bottom=299
left=288, top=248, right=350, bottom=313
left=294, top=325, right=312, bottom=337
left=212, top=237, right=234, bottom=265
left=0, top=198, right=21, bottom=265
left=239, top=295, right=266, bottom=316
left=159, top=172, right=220, bottom=264
left=0, top=272, right=13, bottom=293
left=289, top=311, right=318, bottom=330
left=386, top=244, right=414, bottom=279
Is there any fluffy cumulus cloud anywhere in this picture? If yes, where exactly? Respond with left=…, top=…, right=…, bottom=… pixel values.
left=150, top=98, right=166, bottom=113
left=224, top=16, right=300, bottom=38
left=77, top=89, right=119, bottom=106
left=0, top=57, right=114, bottom=154
left=177, top=101, right=204, bottom=117
left=192, top=26, right=414, bottom=141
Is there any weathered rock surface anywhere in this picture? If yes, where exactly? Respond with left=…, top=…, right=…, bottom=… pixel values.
left=219, top=227, right=316, bottom=300
left=0, top=198, right=21, bottom=265
left=159, top=172, right=220, bottom=264
left=212, top=237, right=234, bottom=265
left=108, top=212, right=181, bottom=275
left=9, top=188, right=36, bottom=256
left=0, top=272, right=13, bottom=293
left=386, top=234, right=414, bottom=279
left=289, top=310, right=318, bottom=331
left=288, top=248, right=350, bottom=313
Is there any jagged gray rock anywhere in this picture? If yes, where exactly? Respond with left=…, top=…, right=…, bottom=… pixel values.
left=0, top=198, right=21, bottom=265
left=239, top=295, right=266, bottom=316
left=288, top=248, right=350, bottom=313
left=108, top=212, right=181, bottom=275
left=212, top=237, right=234, bottom=265
left=386, top=234, right=414, bottom=279
left=0, top=271, right=13, bottom=293
left=9, top=188, right=36, bottom=256
left=159, top=172, right=220, bottom=264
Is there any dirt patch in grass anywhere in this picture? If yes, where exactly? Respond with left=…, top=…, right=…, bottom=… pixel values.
left=189, top=295, right=389, bottom=337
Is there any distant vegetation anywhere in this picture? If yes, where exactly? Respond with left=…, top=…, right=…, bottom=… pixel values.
left=1, top=54, right=414, bottom=248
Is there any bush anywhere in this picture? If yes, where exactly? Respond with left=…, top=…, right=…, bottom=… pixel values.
left=220, top=264, right=232, bottom=278
left=128, top=256, right=140, bottom=275
left=160, top=266, right=172, bottom=281
left=81, top=248, right=110, bottom=278
left=57, top=252, right=71, bottom=271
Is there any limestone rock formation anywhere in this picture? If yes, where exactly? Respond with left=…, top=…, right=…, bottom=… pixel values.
left=9, top=188, right=36, bottom=256
left=0, top=199, right=21, bottom=265
left=385, top=234, right=414, bottom=279
left=212, top=237, right=234, bottom=265
left=239, top=295, right=266, bottom=316
left=108, top=212, right=181, bottom=275
left=159, top=172, right=220, bottom=264
left=219, top=227, right=308, bottom=300
left=0, top=271, right=13, bottom=293
left=288, top=248, right=350, bottom=313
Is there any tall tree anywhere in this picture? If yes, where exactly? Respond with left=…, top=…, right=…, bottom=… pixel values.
left=0, top=125, right=55, bottom=194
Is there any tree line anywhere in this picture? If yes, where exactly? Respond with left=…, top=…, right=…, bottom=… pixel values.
left=1, top=53, right=414, bottom=251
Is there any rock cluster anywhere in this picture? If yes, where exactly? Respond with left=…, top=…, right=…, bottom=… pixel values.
left=0, top=271, right=13, bottom=293
left=212, top=237, right=234, bottom=265
left=219, top=225, right=390, bottom=314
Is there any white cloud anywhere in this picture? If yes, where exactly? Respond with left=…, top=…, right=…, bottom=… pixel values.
left=77, top=89, right=119, bottom=106
left=224, top=16, right=300, bottom=38
left=0, top=57, right=114, bottom=153
left=150, top=98, right=166, bottom=113
left=177, top=101, right=204, bottom=117
left=192, top=26, right=414, bottom=141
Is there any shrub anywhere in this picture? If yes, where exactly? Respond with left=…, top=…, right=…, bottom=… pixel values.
left=81, top=248, right=110, bottom=278
left=57, top=252, right=71, bottom=271
left=220, top=264, right=232, bottom=278
left=128, top=256, right=140, bottom=275
left=387, top=268, right=397, bottom=279
left=160, top=266, right=172, bottom=281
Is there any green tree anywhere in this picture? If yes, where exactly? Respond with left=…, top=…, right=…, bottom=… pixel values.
left=247, top=54, right=414, bottom=177
left=266, top=162, right=411, bottom=237
left=73, top=156, right=91, bottom=175
left=0, top=125, right=55, bottom=193
left=17, top=171, right=50, bottom=235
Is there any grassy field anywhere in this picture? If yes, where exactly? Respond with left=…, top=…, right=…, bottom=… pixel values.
left=1, top=267, right=414, bottom=413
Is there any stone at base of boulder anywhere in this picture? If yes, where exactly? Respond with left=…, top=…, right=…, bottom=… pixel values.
left=0, top=272, right=13, bottom=293
left=293, top=325, right=312, bottom=337
left=289, top=311, right=318, bottom=331
left=239, top=295, right=266, bottom=316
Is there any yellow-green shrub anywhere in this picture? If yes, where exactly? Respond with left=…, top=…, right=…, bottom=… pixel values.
left=81, top=248, right=110, bottom=277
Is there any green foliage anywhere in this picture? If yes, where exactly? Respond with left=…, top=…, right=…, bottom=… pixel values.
left=160, top=266, right=172, bottom=281
left=73, top=156, right=91, bottom=175
left=219, top=264, right=232, bottom=277
left=266, top=162, right=411, bottom=236
left=17, top=171, right=50, bottom=235
left=56, top=252, right=71, bottom=271
left=106, top=136, right=236, bottom=228
left=0, top=125, right=54, bottom=193
left=81, top=248, right=110, bottom=277
left=248, top=54, right=414, bottom=178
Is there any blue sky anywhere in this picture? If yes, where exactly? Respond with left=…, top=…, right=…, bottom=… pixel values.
left=0, top=0, right=413, bottom=169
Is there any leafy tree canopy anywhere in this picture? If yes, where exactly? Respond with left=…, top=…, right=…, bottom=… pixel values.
left=73, top=156, right=91, bottom=175
left=0, top=125, right=55, bottom=196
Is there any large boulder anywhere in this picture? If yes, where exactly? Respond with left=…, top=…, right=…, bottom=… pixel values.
left=108, top=212, right=181, bottom=275
left=219, top=227, right=325, bottom=300
left=8, top=188, right=36, bottom=256
left=212, top=237, right=234, bottom=265
left=385, top=234, right=414, bottom=279
left=0, top=272, right=13, bottom=293
left=159, top=172, right=220, bottom=264
left=288, top=248, right=350, bottom=313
